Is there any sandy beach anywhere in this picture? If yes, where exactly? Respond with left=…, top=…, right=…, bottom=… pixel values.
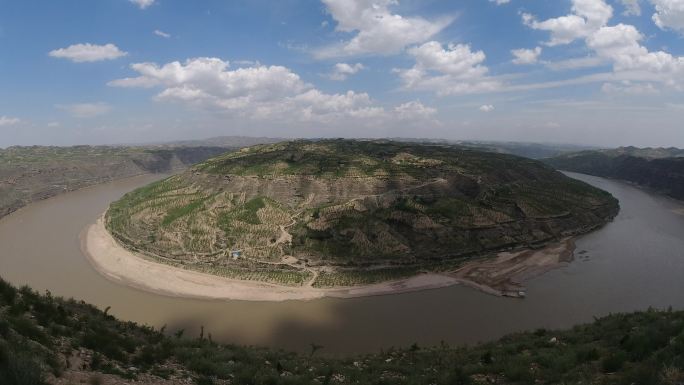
left=82, top=215, right=575, bottom=301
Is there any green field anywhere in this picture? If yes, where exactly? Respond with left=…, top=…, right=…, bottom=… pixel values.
left=106, top=140, right=619, bottom=287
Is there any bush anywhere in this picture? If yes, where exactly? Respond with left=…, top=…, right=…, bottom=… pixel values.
left=602, top=351, right=628, bottom=373
left=8, top=317, right=51, bottom=347
left=0, top=342, right=47, bottom=385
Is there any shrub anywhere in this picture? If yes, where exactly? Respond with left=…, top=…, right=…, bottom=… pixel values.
left=601, top=351, right=628, bottom=373
left=0, top=343, right=47, bottom=385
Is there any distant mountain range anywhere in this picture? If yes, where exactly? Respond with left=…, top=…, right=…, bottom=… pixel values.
left=545, top=147, right=684, bottom=201
left=157, top=136, right=593, bottom=160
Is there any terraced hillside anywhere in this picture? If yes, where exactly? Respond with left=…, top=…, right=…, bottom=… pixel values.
left=106, top=140, right=619, bottom=287
left=545, top=148, right=684, bottom=201
left=0, top=145, right=231, bottom=219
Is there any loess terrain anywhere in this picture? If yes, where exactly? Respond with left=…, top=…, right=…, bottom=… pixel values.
left=106, top=140, right=619, bottom=288
left=545, top=147, right=684, bottom=201
left=0, top=146, right=226, bottom=219
left=0, top=137, right=279, bottom=220
left=2, top=277, right=684, bottom=385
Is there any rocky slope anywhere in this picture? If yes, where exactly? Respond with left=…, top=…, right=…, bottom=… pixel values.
left=107, top=140, right=619, bottom=287
left=2, top=277, right=683, bottom=385
left=0, top=145, right=238, bottom=219
left=545, top=148, right=684, bottom=201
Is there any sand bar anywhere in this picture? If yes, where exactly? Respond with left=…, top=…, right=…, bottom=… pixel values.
left=82, top=215, right=575, bottom=301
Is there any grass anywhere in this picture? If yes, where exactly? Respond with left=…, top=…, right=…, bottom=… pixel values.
left=1, top=276, right=684, bottom=384
left=162, top=197, right=208, bottom=226
left=312, top=267, right=421, bottom=288
left=105, top=139, right=620, bottom=287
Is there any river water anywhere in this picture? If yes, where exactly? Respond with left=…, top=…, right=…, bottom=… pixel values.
left=1, top=172, right=683, bottom=354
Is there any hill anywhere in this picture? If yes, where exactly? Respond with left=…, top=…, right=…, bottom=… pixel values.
left=1, top=277, right=683, bottom=385
left=106, top=140, right=618, bottom=288
left=0, top=146, right=230, bottom=220
left=545, top=148, right=684, bottom=201
left=0, top=139, right=283, bottom=220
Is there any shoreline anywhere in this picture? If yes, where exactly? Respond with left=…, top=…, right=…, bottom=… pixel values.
left=0, top=172, right=172, bottom=223
left=82, top=215, right=576, bottom=302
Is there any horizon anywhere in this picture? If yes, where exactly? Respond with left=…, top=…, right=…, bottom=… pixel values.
left=0, top=134, right=626, bottom=151
left=1, top=0, right=684, bottom=148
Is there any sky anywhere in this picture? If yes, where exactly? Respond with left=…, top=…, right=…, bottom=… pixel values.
left=0, top=0, right=683, bottom=148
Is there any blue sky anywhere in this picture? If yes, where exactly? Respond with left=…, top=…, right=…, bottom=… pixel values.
left=0, top=0, right=682, bottom=147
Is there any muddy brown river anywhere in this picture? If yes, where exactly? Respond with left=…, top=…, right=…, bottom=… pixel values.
left=1, top=172, right=683, bottom=354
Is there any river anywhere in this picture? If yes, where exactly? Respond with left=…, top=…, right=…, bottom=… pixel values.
left=0, top=172, right=683, bottom=354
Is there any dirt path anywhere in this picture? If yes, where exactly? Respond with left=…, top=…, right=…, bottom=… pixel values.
left=83, top=214, right=578, bottom=301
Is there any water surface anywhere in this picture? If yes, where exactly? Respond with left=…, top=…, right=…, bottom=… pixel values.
left=1, top=173, right=683, bottom=354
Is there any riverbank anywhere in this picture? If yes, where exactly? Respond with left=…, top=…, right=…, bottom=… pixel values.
left=82, top=215, right=577, bottom=301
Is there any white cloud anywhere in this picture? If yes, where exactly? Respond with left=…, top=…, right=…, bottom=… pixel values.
left=490, top=0, right=511, bottom=4
left=0, top=116, right=20, bottom=126
left=523, top=0, right=613, bottom=46
left=130, top=0, right=155, bottom=9
left=108, top=57, right=437, bottom=125
left=395, top=41, right=501, bottom=95
left=394, top=101, right=437, bottom=120
left=620, top=0, right=642, bottom=16
left=524, top=1, right=684, bottom=91
left=587, top=23, right=684, bottom=80
left=328, top=62, right=365, bottom=80
left=58, top=103, right=112, bottom=118
left=479, top=104, right=495, bottom=112
left=154, top=29, right=171, bottom=38
left=601, top=81, right=659, bottom=94
left=49, top=43, right=127, bottom=63
left=511, top=46, right=542, bottom=64
left=47, top=121, right=61, bottom=127
left=650, top=0, right=684, bottom=34
left=315, top=0, right=453, bottom=58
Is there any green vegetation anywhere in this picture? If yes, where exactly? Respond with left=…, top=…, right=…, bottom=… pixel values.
left=545, top=147, right=684, bottom=201
left=2, top=277, right=684, bottom=384
left=312, top=267, right=421, bottom=288
left=107, top=140, right=619, bottom=287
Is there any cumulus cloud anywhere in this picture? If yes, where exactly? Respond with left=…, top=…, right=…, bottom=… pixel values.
left=49, top=43, right=127, bottom=63
left=479, top=104, right=495, bottom=112
left=108, top=57, right=436, bottom=125
left=0, top=116, right=20, bottom=126
left=511, top=47, right=542, bottom=65
left=58, top=103, right=112, bottom=118
left=650, top=0, right=684, bottom=34
left=130, top=0, right=155, bottom=9
left=328, top=62, right=365, bottom=80
left=394, top=101, right=437, bottom=120
left=315, top=0, right=453, bottom=58
left=523, top=0, right=613, bottom=45
left=620, top=0, right=642, bottom=16
left=587, top=23, right=684, bottom=78
left=154, top=29, right=171, bottom=38
left=525, top=0, right=684, bottom=91
left=395, top=41, right=501, bottom=95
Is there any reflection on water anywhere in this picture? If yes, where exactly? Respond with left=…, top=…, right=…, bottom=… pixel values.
left=1, top=172, right=683, bottom=354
